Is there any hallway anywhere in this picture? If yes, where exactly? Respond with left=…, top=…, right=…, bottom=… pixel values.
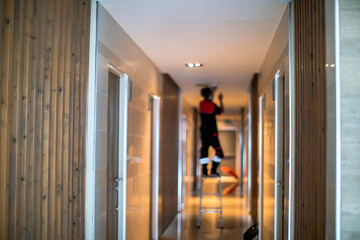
left=160, top=178, right=252, bottom=240
left=1, top=0, right=360, bottom=239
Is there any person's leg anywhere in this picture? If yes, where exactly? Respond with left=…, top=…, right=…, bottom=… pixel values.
left=200, top=137, right=210, bottom=176
left=210, top=136, right=224, bottom=176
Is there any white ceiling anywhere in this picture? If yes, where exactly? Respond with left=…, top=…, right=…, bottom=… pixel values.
left=101, top=0, right=287, bottom=115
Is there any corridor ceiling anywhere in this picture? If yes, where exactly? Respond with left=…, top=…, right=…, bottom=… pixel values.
left=101, top=0, right=287, bottom=115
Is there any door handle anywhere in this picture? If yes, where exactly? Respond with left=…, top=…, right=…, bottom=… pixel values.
left=276, top=181, right=284, bottom=186
left=115, top=178, right=122, bottom=190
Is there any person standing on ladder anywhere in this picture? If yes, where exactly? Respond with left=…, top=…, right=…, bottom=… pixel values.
left=199, top=86, right=224, bottom=177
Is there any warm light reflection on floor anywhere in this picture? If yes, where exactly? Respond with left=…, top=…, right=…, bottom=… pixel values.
left=159, top=179, right=253, bottom=240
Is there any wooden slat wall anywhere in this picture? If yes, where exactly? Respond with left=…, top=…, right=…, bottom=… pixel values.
left=293, top=0, right=326, bottom=239
left=0, top=0, right=91, bottom=239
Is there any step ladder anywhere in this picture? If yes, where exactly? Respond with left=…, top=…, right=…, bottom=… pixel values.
left=197, top=175, right=224, bottom=229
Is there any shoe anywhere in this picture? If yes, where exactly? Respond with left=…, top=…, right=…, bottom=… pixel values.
left=210, top=172, right=220, bottom=178
left=211, top=162, right=220, bottom=176
left=202, top=164, right=208, bottom=177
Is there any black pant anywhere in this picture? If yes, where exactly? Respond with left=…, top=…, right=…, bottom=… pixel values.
left=200, top=133, right=224, bottom=159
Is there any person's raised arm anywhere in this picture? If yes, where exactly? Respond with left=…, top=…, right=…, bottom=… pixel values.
left=210, top=86, right=217, bottom=100
left=218, top=93, right=224, bottom=113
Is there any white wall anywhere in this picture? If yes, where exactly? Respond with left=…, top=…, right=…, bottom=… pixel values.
left=94, top=52, right=109, bottom=240
left=257, top=5, right=289, bottom=239
left=95, top=4, right=164, bottom=240
left=338, top=1, right=360, bottom=239
left=326, top=2, right=360, bottom=239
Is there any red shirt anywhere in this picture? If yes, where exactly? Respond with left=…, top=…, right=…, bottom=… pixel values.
left=199, top=100, right=223, bottom=135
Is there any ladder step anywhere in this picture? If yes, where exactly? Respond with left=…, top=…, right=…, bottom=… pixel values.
left=200, top=210, right=221, bottom=213
left=198, top=173, right=224, bottom=229
left=202, top=193, right=221, bottom=197
left=200, top=207, right=221, bottom=210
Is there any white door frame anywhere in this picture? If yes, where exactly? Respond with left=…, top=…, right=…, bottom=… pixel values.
left=274, top=67, right=285, bottom=240
left=109, top=64, right=129, bottom=240
left=149, top=94, right=161, bottom=240
left=148, top=94, right=161, bottom=240
left=178, top=92, right=183, bottom=212
left=181, top=115, right=187, bottom=208
left=85, top=1, right=97, bottom=239
left=247, top=112, right=252, bottom=213
left=258, top=95, right=264, bottom=240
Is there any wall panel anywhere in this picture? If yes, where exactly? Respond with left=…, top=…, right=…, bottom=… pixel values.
left=261, top=81, right=276, bottom=239
left=0, top=0, right=91, bottom=239
left=160, top=74, right=180, bottom=233
left=248, top=74, right=259, bottom=223
left=97, top=4, right=165, bottom=239
left=256, top=7, right=289, bottom=238
left=293, top=0, right=326, bottom=239
left=339, top=1, right=360, bottom=238
left=181, top=98, right=197, bottom=194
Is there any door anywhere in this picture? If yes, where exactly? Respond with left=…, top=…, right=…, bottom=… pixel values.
left=218, top=129, right=237, bottom=174
left=107, top=66, right=129, bottom=240
left=282, top=73, right=289, bottom=240
left=107, top=71, right=119, bottom=240
left=274, top=68, right=288, bottom=240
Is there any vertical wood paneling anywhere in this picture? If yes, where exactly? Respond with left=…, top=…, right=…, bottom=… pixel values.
left=49, top=0, right=60, bottom=238
left=9, top=1, right=20, bottom=239
left=0, top=0, right=91, bottom=239
left=24, top=1, right=36, bottom=238
left=61, top=0, right=72, bottom=237
left=41, top=0, right=52, bottom=237
left=294, top=0, right=326, bottom=239
left=18, top=1, right=28, bottom=238
left=55, top=1, right=65, bottom=237
left=33, top=0, right=45, bottom=238
left=0, top=0, right=10, bottom=237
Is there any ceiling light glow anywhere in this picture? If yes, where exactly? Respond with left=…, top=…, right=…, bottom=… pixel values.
left=186, top=63, right=203, bottom=68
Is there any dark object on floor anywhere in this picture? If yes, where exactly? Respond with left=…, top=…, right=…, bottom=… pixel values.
left=243, top=224, right=258, bottom=240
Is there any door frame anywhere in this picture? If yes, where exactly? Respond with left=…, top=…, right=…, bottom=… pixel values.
left=180, top=115, right=187, bottom=208
left=247, top=112, right=252, bottom=213
left=258, top=95, right=265, bottom=239
left=274, top=67, right=285, bottom=239
left=178, top=94, right=183, bottom=212
left=109, top=63, right=129, bottom=240
left=217, top=126, right=238, bottom=181
left=149, top=94, right=161, bottom=240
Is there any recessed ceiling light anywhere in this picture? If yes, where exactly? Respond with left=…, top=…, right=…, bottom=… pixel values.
left=186, top=63, right=203, bottom=68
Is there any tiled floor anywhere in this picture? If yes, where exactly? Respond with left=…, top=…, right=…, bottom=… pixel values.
left=160, top=178, right=253, bottom=240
